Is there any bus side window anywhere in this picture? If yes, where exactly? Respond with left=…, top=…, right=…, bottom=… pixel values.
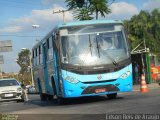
left=48, top=36, right=53, bottom=60
left=37, top=47, right=39, bottom=65
left=35, top=48, right=38, bottom=65
left=32, top=50, right=35, bottom=66
left=34, top=49, right=37, bottom=66
left=43, top=42, right=47, bottom=63
left=46, top=38, right=49, bottom=61
left=38, top=45, right=40, bottom=64
left=41, top=45, right=43, bottom=64
left=52, top=35, right=54, bottom=57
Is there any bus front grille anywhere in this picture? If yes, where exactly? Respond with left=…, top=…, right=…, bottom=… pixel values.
left=82, top=79, right=116, bottom=84
left=82, top=84, right=119, bottom=94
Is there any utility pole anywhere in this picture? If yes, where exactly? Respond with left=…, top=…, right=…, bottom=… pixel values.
left=32, top=24, right=39, bottom=42
left=53, top=9, right=69, bottom=23
left=0, top=55, right=4, bottom=79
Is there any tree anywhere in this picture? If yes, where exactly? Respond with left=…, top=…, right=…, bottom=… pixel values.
left=65, top=0, right=111, bottom=20
left=73, top=8, right=93, bottom=20
left=65, top=0, right=85, bottom=9
left=16, top=49, right=31, bottom=84
left=90, top=0, right=111, bottom=19
left=17, top=49, right=30, bottom=74
left=124, top=9, right=160, bottom=54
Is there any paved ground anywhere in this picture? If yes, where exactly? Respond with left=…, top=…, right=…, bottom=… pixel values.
left=133, top=83, right=160, bottom=91
left=0, top=83, right=159, bottom=120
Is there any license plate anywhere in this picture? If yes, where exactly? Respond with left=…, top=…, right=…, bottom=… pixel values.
left=95, top=88, right=106, bottom=93
left=5, top=94, right=13, bottom=97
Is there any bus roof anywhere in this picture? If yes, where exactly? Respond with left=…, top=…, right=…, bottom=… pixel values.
left=32, top=20, right=123, bottom=49
left=58, top=20, right=123, bottom=28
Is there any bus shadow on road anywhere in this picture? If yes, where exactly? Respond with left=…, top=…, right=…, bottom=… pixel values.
left=61, top=96, right=124, bottom=105
left=25, top=95, right=124, bottom=106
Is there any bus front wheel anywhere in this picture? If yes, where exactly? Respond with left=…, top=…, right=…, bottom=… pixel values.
left=107, top=93, right=117, bottom=99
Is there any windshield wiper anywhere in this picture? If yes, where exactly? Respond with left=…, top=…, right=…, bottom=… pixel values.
left=105, top=51, right=118, bottom=67
left=96, top=37, right=100, bottom=58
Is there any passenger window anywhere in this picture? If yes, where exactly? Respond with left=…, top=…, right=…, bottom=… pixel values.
left=32, top=50, right=34, bottom=59
left=39, top=45, right=41, bottom=64
left=47, top=38, right=49, bottom=49
left=48, top=36, right=53, bottom=60
left=40, top=45, right=43, bottom=64
left=49, top=37, right=53, bottom=48
left=34, top=49, right=37, bottom=66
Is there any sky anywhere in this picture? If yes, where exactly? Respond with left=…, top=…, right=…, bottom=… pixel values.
left=0, top=0, right=160, bottom=73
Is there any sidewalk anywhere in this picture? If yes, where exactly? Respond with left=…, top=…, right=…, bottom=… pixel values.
left=133, top=83, right=160, bottom=91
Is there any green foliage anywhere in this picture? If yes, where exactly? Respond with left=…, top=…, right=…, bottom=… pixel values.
left=65, top=0, right=111, bottom=20
left=124, top=9, right=160, bottom=55
left=90, top=0, right=111, bottom=19
left=73, top=8, right=93, bottom=20
left=17, top=49, right=30, bottom=74
left=16, top=49, right=31, bottom=84
left=65, top=0, right=85, bottom=9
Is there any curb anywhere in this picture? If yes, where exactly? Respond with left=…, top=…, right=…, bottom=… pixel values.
left=133, top=83, right=160, bottom=91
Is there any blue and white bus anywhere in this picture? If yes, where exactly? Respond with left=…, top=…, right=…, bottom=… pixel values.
left=32, top=20, right=132, bottom=103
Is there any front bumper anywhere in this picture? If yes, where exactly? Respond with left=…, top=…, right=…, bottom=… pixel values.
left=62, top=75, right=132, bottom=98
left=0, top=92, right=23, bottom=102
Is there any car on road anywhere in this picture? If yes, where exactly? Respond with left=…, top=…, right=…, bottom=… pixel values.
left=0, top=78, right=24, bottom=102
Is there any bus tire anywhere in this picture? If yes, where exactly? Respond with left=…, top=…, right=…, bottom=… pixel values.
left=40, top=93, right=47, bottom=101
left=51, top=77, right=57, bottom=97
left=48, top=95, right=53, bottom=101
left=107, top=93, right=117, bottom=99
left=57, top=97, right=64, bottom=105
left=17, top=98, right=24, bottom=103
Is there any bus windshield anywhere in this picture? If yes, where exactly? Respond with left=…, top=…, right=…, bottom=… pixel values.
left=60, top=24, right=129, bottom=66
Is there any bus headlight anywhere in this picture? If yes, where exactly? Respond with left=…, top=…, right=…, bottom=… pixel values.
left=120, top=71, right=131, bottom=79
left=64, top=76, right=79, bottom=84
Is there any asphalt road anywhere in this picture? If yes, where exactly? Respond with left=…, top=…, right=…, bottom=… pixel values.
left=0, top=88, right=160, bottom=120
